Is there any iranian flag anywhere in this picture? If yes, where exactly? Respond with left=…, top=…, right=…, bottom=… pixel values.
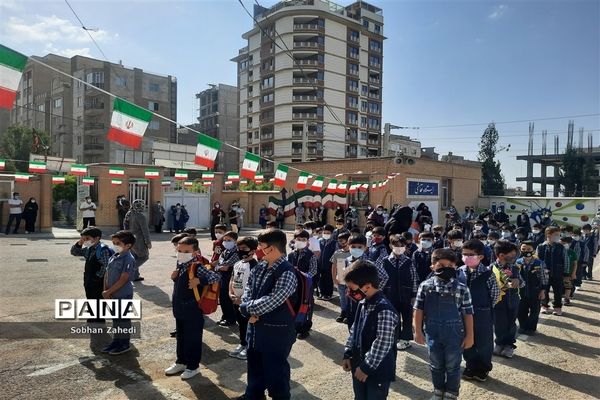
left=202, top=172, right=215, bottom=180
left=227, top=172, right=240, bottom=182
left=70, top=164, right=87, bottom=176
left=326, top=179, right=337, bottom=194
left=111, top=179, right=123, bottom=186
left=387, top=174, right=397, bottom=179
left=145, top=169, right=159, bottom=179
left=297, top=171, right=309, bottom=189
left=136, top=179, right=149, bottom=186
left=82, top=177, right=95, bottom=186
left=371, top=182, right=378, bottom=190
left=337, top=181, right=348, bottom=194
left=359, top=183, right=369, bottom=192
left=0, top=45, right=27, bottom=109
left=109, top=167, right=125, bottom=177
left=224, top=180, right=233, bottom=186
left=195, top=134, right=221, bottom=168
left=183, top=181, right=193, bottom=187
left=202, top=181, right=212, bottom=187
left=28, top=161, right=46, bottom=173
left=241, top=152, right=260, bottom=179
left=348, top=183, right=358, bottom=194
left=14, top=173, right=30, bottom=182
left=174, top=170, right=188, bottom=180
left=0, top=159, right=5, bottom=170
left=161, top=180, right=171, bottom=187
left=240, top=180, right=248, bottom=185
left=311, top=176, right=324, bottom=191
left=107, top=98, right=152, bottom=149
left=254, top=174, right=264, bottom=183
left=52, top=176, right=65, bottom=184
left=274, top=164, right=288, bottom=186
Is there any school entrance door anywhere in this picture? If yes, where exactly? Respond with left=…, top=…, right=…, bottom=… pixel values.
left=164, top=190, right=210, bottom=229
left=129, top=182, right=149, bottom=221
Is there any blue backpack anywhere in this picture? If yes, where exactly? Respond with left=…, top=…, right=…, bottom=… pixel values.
left=94, top=243, right=115, bottom=278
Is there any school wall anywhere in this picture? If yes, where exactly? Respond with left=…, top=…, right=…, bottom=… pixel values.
left=0, top=174, right=52, bottom=233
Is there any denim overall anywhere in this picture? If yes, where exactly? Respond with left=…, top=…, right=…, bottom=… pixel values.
left=424, top=280, right=464, bottom=396
left=518, top=258, right=543, bottom=331
left=459, top=268, right=493, bottom=373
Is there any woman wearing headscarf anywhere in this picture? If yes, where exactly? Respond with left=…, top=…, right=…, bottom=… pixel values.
left=23, top=197, right=39, bottom=233
left=124, top=200, right=152, bottom=281
left=210, top=202, right=226, bottom=240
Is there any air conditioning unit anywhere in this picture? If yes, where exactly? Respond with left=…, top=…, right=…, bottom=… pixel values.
left=395, top=157, right=416, bottom=165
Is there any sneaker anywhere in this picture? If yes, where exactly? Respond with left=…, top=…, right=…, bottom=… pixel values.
left=500, top=346, right=514, bottom=358
left=493, top=344, right=504, bottom=356
left=180, top=368, right=200, bottom=380
left=430, top=389, right=444, bottom=400
left=563, top=298, right=571, bottom=306
left=297, top=331, right=310, bottom=340
left=335, top=316, right=345, bottom=323
left=462, top=368, right=475, bottom=380
left=541, top=306, right=551, bottom=314
left=552, top=308, right=563, bottom=316
left=229, top=345, right=245, bottom=358
left=236, top=347, right=248, bottom=360
left=473, top=371, right=488, bottom=382
left=218, top=320, right=236, bottom=327
left=101, top=342, right=119, bottom=354
left=443, top=391, right=458, bottom=400
left=316, top=295, right=325, bottom=300
left=396, top=340, right=412, bottom=351
left=109, top=344, right=132, bottom=355
left=170, top=330, right=177, bottom=338
left=323, top=295, right=333, bottom=301
left=164, top=363, right=186, bottom=375
left=133, top=276, right=144, bottom=282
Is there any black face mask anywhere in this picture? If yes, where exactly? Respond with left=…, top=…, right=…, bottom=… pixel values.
left=434, top=267, right=456, bottom=280
left=237, top=250, right=252, bottom=258
left=522, top=251, right=533, bottom=258
left=434, top=232, right=442, bottom=238
left=348, top=287, right=367, bottom=302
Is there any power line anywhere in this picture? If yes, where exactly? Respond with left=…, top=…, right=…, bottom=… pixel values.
left=64, top=0, right=109, bottom=61
left=415, top=113, right=600, bottom=129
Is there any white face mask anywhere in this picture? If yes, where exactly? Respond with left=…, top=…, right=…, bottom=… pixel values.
left=295, top=241, right=307, bottom=250
left=376, top=210, right=383, bottom=215
left=322, top=233, right=331, bottom=240
left=294, top=229, right=302, bottom=234
left=177, top=252, right=194, bottom=263
left=82, top=240, right=93, bottom=248
left=86, top=199, right=91, bottom=203
left=424, top=224, right=432, bottom=231
left=31, top=200, right=36, bottom=203
left=113, top=245, right=124, bottom=253
left=392, top=246, right=405, bottom=256
left=215, top=233, right=224, bottom=240
left=223, top=240, right=236, bottom=250
left=474, top=225, right=482, bottom=231
left=421, top=240, right=432, bottom=249
left=532, top=230, right=540, bottom=234
left=452, top=240, right=463, bottom=248
left=305, top=229, right=313, bottom=235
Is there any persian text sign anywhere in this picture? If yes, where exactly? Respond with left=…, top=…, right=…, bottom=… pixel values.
left=407, top=180, right=439, bottom=197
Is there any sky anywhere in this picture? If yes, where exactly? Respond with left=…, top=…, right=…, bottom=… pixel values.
left=1, top=0, right=599, bottom=188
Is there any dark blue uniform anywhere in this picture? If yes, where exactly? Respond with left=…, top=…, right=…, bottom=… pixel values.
left=492, top=263, right=521, bottom=349
left=412, top=249, right=433, bottom=283
left=536, top=242, right=567, bottom=309
left=382, top=254, right=417, bottom=341
left=318, top=237, right=338, bottom=298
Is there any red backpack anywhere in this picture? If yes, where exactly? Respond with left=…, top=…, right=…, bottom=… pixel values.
left=188, top=261, right=220, bottom=315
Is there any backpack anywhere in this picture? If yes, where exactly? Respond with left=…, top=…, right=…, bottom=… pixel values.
left=188, top=261, right=220, bottom=315
left=284, top=268, right=313, bottom=327
left=94, top=243, right=115, bottom=278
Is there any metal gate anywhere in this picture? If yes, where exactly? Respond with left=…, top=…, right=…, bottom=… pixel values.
left=164, top=190, right=211, bottom=229
left=129, top=182, right=149, bottom=220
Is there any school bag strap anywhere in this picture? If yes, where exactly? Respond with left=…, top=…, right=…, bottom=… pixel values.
left=188, top=261, right=220, bottom=314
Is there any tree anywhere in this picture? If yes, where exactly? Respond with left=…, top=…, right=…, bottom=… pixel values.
left=0, top=125, right=50, bottom=172
left=559, top=148, right=598, bottom=197
left=478, top=123, right=505, bottom=196
left=582, top=157, right=599, bottom=197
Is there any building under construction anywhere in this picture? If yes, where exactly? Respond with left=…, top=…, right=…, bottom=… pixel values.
left=517, top=121, right=600, bottom=196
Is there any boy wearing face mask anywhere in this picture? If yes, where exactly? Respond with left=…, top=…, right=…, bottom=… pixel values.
left=166, top=237, right=220, bottom=380
left=333, top=218, right=348, bottom=240
left=458, top=240, right=500, bottom=382
left=580, top=224, right=596, bottom=281
left=331, top=232, right=351, bottom=323
left=70, top=227, right=112, bottom=324
left=342, top=260, right=399, bottom=400
left=432, top=225, right=445, bottom=250
left=216, top=231, right=241, bottom=326
left=211, top=224, right=227, bottom=266
left=491, top=240, right=522, bottom=358
left=500, top=225, right=516, bottom=243
left=516, top=241, right=548, bottom=335
left=445, top=230, right=465, bottom=267
left=318, top=224, right=337, bottom=301
left=487, top=231, right=501, bottom=260
left=401, top=232, right=418, bottom=258
left=287, top=230, right=318, bottom=339
left=101, top=230, right=136, bottom=355
left=383, top=235, right=418, bottom=351
left=303, top=221, right=321, bottom=258
left=413, top=249, right=475, bottom=400
left=529, top=223, right=545, bottom=248
left=536, top=227, right=569, bottom=316
left=229, top=237, right=259, bottom=360
left=469, top=220, right=487, bottom=239
left=367, top=226, right=389, bottom=272
left=559, top=236, right=578, bottom=305
left=413, top=232, right=435, bottom=283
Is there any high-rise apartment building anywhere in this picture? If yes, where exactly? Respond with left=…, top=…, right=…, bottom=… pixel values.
left=11, top=54, right=177, bottom=164
left=232, top=0, right=384, bottom=172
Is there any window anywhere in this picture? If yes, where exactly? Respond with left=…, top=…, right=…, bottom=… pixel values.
left=363, top=19, right=369, bottom=28
left=361, top=100, right=368, bottom=112
left=261, top=76, right=274, bottom=89
left=347, top=95, right=358, bottom=107
left=369, top=39, right=381, bottom=51
left=77, top=116, right=82, bottom=126
left=115, top=76, right=127, bottom=87
left=361, top=85, right=368, bottom=95
left=148, top=120, right=160, bottom=130
left=86, top=72, right=104, bottom=86
left=360, top=116, right=367, bottom=128
left=374, top=24, right=381, bottom=34
left=149, top=82, right=160, bottom=92
left=53, top=98, right=62, bottom=108
left=360, top=147, right=367, bottom=156
left=348, top=79, right=359, bottom=91
left=347, top=111, right=358, bottom=125
left=349, top=29, right=359, bottom=41
left=77, top=97, right=82, bottom=107
left=262, top=93, right=274, bottom=103
left=349, top=46, right=359, bottom=59
left=441, top=179, right=452, bottom=208
left=360, top=131, right=368, bottom=140
left=148, top=101, right=159, bottom=111
left=37, top=104, right=45, bottom=112
left=368, top=117, right=380, bottom=129
left=348, top=63, right=359, bottom=75
left=369, top=55, right=381, bottom=67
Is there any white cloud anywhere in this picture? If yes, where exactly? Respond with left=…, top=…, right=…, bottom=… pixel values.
left=4, top=15, right=113, bottom=44
left=0, top=0, right=21, bottom=11
left=488, top=4, right=507, bottom=19
left=44, top=43, right=92, bottom=58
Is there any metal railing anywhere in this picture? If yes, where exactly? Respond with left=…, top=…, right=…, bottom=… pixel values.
left=293, top=112, right=318, bottom=119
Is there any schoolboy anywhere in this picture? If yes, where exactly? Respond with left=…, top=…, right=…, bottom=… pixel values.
left=229, top=236, right=259, bottom=360
left=211, top=224, right=228, bottom=265
left=183, top=227, right=197, bottom=237
left=303, top=221, right=322, bottom=258
left=367, top=226, right=389, bottom=272
left=536, top=226, right=568, bottom=315
left=487, top=231, right=501, bottom=260
left=580, top=223, right=596, bottom=280
left=530, top=223, right=545, bottom=248
left=216, top=231, right=240, bottom=326
left=458, top=240, right=500, bottom=382
left=491, top=240, right=522, bottom=358
left=101, top=230, right=136, bottom=355
left=432, top=225, right=446, bottom=249
left=70, top=227, right=112, bottom=323
left=333, top=218, right=348, bottom=240
left=516, top=241, right=548, bottom=334
left=169, top=232, right=190, bottom=337
left=500, top=225, right=516, bottom=243
left=559, top=236, right=578, bottom=305
left=413, top=231, right=435, bottom=283
left=413, top=249, right=474, bottom=400
left=383, top=235, right=419, bottom=351
left=446, top=230, right=465, bottom=267
left=287, top=229, right=318, bottom=339
left=401, top=231, right=418, bottom=258
left=318, top=224, right=337, bottom=300
left=331, top=231, right=351, bottom=322
left=342, top=260, right=399, bottom=399
left=165, top=236, right=220, bottom=380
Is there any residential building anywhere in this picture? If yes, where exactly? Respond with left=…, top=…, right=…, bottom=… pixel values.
left=232, top=0, right=385, bottom=172
left=196, top=84, right=239, bottom=172
left=387, top=134, right=421, bottom=158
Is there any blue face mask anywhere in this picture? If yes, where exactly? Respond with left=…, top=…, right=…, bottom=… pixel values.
left=350, top=247, right=364, bottom=258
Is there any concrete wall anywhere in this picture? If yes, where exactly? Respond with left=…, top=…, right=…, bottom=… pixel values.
left=0, top=174, right=53, bottom=233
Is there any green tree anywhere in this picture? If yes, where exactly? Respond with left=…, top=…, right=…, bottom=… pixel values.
left=0, top=125, right=50, bottom=172
left=559, top=148, right=598, bottom=197
left=240, top=181, right=274, bottom=191
left=478, top=123, right=505, bottom=196
left=582, top=156, right=599, bottom=197
left=52, top=175, right=77, bottom=203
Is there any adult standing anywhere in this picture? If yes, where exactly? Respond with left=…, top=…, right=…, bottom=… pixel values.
left=80, top=196, right=97, bottom=229
left=345, top=206, right=359, bottom=230
left=367, top=204, right=385, bottom=227
left=5, top=192, right=23, bottom=234
left=22, top=197, right=39, bottom=233
left=259, top=204, right=268, bottom=229
left=151, top=200, right=166, bottom=233
left=319, top=205, right=327, bottom=227
left=210, top=202, right=226, bottom=240
left=172, top=203, right=187, bottom=233
left=125, top=200, right=152, bottom=282
left=237, top=204, right=246, bottom=231
left=116, top=195, right=129, bottom=230
left=295, top=203, right=305, bottom=225
left=229, top=204, right=239, bottom=233
left=276, top=207, right=285, bottom=229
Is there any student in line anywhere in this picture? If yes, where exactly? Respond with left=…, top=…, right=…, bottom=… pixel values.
left=216, top=231, right=241, bottom=326
left=331, top=231, right=351, bottom=323
left=516, top=241, right=548, bottom=335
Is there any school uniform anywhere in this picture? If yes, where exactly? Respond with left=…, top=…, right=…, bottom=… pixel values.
left=217, top=248, right=241, bottom=324
left=457, top=264, right=499, bottom=376
left=172, top=259, right=220, bottom=370
left=529, top=231, right=545, bottom=249
left=240, top=256, right=298, bottom=400
left=482, top=244, right=493, bottom=267
left=382, top=253, right=418, bottom=341
left=319, top=237, right=338, bottom=298
left=404, top=242, right=418, bottom=258
left=445, top=246, right=465, bottom=267
left=344, top=291, right=399, bottom=400
left=414, top=276, right=474, bottom=397
left=367, top=244, right=390, bottom=288
left=330, top=249, right=351, bottom=318
left=231, top=259, right=258, bottom=347
left=105, top=250, right=135, bottom=349
left=580, top=233, right=596, bottom=280
left=412, top=249, right=433, bottom=283
left=491, top=262, right=523, bottom=349
left=432, top=236, right=445, bottom=250
left=516, top=257, right=548, bottom=332
left=288, top=248, right=317, bottom=335
left=536, top=242, right=568, bottom=309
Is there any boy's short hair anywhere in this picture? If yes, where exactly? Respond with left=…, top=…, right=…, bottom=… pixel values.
left=214, top=224, right=227, bottom=232
left=111, top=230, right=136, bottom=246
left=266, top=221, right=278, bottom=228
left=533, top=223, right=543, bottom=229
left=582, top=223, right=592, bottom=230
left=344, top=259, right=380, bottom=289
left=560, top=236, right=573, bottom=244
left=545, top=226, right=560, bottom=236
left=237, top=236, right=259, bottom=250
left=419, top=231, right=434, bottom=240
left=520, top=240, right=534, bottom=249
left=473, top=231, right=487, bottom=240
left=452, top=224, right=463, bottom=231
left=323, top=224, right=335, bottom=233
left=462, top=239, right=485, bottom=255
left=372, top=226, right=386, bottom=236
left=433, top=225, right=444, bottom=231
left=257, top=229, right=287, bottom=253
left=294, top=230, right=310, bottom=240
left=178, top=236, right=199, bottom=251
left=350, top=227, right=361, bottom=235
left=515, top=227, right=527, bottom=235
left=81, top=227, right=102, bottom=239
left=223, top=231, right=239, bottom=241
left=389, top=234, right=407, bottom=246
left=401, top=231, right=413, bottom=241
left=335, top=218, right=345, bottom=224
left=183, top=227, right=197, bottom=236
left=494, top=240, right=518, bottom=256
left=501, top=224, right=512, bottom=231
left=337, top=231, right=351, bottom=242
left=348, top=234, right=367, bottom=246
left=488, top=231, right=501, bottom=240
left=171, top=233, right=189, bottom=244
left=432, top=248, right=457, bottom=264
left=447, top=229, right=464, bottom=240
left=303, top=221, right=317, bottom=230
left=563, top=225, right=574, bottom=233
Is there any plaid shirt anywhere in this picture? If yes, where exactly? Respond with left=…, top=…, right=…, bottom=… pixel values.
left=176, top=260, right=221, bottom=284
left=346, top=254, right=389, bottom=289
left=70, top=242, right=111, bottom=278
left=387, top=253, right=419, bottom=295
left=458, top=263, right=500, bottom=305
left=289, top=248, right=318, bottom=278
left=217, top=248, right=240, bottom=271
left=414, top=276, right=474, bottom=315
left=345, top=294, right=399, bottom=371
left=241, top=256, right=298, bottom=316
left=516, top=257, right=549, bottom=286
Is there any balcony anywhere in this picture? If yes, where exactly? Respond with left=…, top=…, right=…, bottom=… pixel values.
left=369, top=77, right=381, bottom=84
left=345, top=150, right=358, bottom=158
left=348, top=69, right=359, bottom=76
left=260, top=133, right=274, bottom=141
left=367, top=139, right=380, bottom=146
left=84, top=122, right=105, bottom=130
left=348, top=52, right=359, bottom=60
left=370, top=46, right=382, bottom=54
left=296, top=59, right=319, bottom=66
left=293, top=77, right=317, bottom=85
left=307, top=131, right=323, bottom=139
left=293, top=41, right=320, bottom=49
left=368, top=92, right=381, bottom=100
left=247, top=121, right=253, bottom=128
left=84, top=102, right=104, bottom=110
left=247, top=105, right=253, bottom=113
left=293, top=112, right=318, bottom=120
left=293, top=94, right=317, bottom=102
left=83, top=144, right=104, bottom=152
left=292, top=130, right=304, bottom=139
left=348, top=102, right=358, bottom=109
left=347, top=86, right=358, bottom=93
left=294, top=23, right=320, bottom=31
left=247, top=136, right=254, bottom=144
left=369, top=62, right=382, bottom=69
left=348, top=35, right=360, bottom=43
left=292, top=148, right=303, bottom=155
left=307, top=148, right=323, bottom=156
left=261, top=150, right=274, bottom=157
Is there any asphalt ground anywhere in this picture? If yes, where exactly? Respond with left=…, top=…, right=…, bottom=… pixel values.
left=0, top=229, right=599, bottom=400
